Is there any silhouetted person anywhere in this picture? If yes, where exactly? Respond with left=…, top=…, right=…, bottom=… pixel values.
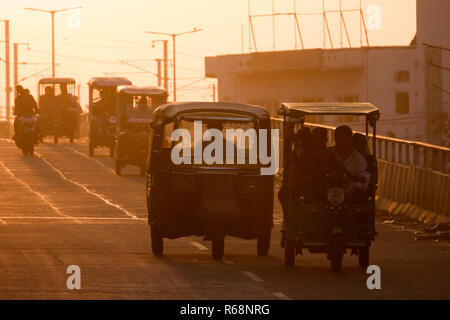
left=13, top=86, right=39, bottom=139
left=39, top=86, right=57, bottom=135
left=331, top=125, right=369, bottom=202
left=129, top=96, right=152, bottom=120
left=352, top=132, right=378, bottom=196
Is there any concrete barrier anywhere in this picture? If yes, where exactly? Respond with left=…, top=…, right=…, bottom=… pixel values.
left=373, top=160, right=449, bottom=224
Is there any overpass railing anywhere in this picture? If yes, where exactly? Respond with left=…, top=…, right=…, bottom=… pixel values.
left=271, top=118, right=450, bottom=223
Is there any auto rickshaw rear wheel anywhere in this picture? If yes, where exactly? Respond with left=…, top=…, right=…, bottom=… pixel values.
left=54, top=135, right=58, bottom=144
left=88, top=143, right=94, bottom=157
left=212, top=223, right=225, bottom=260
left=284, top=240, right=296, bottom=266
left=109, top=146, right=115, bottom=157
left=115, top=160, right=122, bottom=175
left=69, top=135, right=74, bottom=143
left=358, top=246, right=369, bottom=268
left=257, top=230, right=271, bottom=255
left=150, top=225, right=163, bottom=255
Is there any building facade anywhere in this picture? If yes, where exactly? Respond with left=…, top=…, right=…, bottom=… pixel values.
left=205, top=0, right=449, bottom=145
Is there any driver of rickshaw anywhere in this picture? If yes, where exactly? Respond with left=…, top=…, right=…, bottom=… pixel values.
left=39, top=86, right=57, bottom=132
left=129, top=96, right=152, bottom=120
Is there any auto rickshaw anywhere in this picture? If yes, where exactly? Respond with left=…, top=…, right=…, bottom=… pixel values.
left=114, top=85, right=168, bottom=176
left=38, top=77, right=80, bottom=143
left=146, top=102, right=275, bottom=259
left=278, top=102, right=380, bottom=272
left=87, top=77, right=132, bottom=157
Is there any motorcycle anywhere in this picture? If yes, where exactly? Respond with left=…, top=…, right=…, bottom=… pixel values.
left=16, top=115, right=38, bottom=155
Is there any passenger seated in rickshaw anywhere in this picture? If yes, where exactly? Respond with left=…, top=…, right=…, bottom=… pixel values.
left=352, top=132, right=378, bottom=197
left=330, top=125, right=370, bottom=203
left=277, top=127, right=312, bottom=222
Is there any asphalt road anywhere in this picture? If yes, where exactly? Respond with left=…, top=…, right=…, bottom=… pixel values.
left=0, top=137, right=449, bottom=299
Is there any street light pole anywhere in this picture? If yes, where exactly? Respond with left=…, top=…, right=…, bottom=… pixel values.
left=1, top=20, right=11, bottom=122
left=24, top=6, right=82, bottom=78
left=51, top=11, right=55, bottom=77
left=13, top=42, right=30, bottom=98
left=145, top=28, right=203, bottom=102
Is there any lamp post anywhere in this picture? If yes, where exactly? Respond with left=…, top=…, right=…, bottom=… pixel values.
left=145, top=28, right=202, bottom=102
left=13, top=42, right=30, bottom=98
left=24, top=6, right=82, bottom=78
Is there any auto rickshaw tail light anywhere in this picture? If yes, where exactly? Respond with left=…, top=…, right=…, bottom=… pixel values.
left=240, top=177, right=263, bottom=194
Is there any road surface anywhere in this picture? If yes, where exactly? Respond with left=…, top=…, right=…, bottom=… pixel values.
left=0, top=138, right=449, bottom=299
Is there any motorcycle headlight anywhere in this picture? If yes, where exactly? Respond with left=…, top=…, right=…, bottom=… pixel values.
left=327, top=188, right=345, bottom=206
left=108, top=116, right=117, bottom=124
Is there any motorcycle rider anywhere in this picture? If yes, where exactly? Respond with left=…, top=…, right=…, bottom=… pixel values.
left=13, top=86, right=39, bottom=142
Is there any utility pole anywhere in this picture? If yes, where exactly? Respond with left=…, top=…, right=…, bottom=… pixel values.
left=13, top=42, right=30, bottom=98
left=212, top=84, right=216, bottom=102
left=152, top=40, right=169, bottom=91
left=1, top=20, right=11, bottom=122
left=163, top=40, right=168, bottom=91
left=156, top=59, right=162, bottom=87
left=145, top=28, right=203, bottom=102
left=24, top=6, right=82, bottom=78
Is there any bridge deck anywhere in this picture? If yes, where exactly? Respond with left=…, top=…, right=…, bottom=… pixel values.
left=0, top=138, right=449, bottom=299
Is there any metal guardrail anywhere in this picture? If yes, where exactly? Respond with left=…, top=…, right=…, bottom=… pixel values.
left=271, top=117, right=449, bottom=174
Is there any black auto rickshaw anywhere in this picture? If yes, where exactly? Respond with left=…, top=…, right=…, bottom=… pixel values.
left=279, top=102, right=380, bottom=272
left=146, top=102, right=276, bottom=259
left=88, top=77, right=132, bottom=157
left=38, top=77, right=80, bottom=143
left=114, top=85, right=168, bottom=176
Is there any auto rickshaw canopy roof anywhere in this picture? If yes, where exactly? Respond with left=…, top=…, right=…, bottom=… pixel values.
left=280, top=102, right=380, bottom=118
left=152, top=102, right=270, bottom=127
left=116, top=85, right=168, bottom=96
left=88, top=77, right=132, bottom=87
left=38, top=77, right=76, bottom=85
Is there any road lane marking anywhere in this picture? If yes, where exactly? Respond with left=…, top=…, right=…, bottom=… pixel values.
left=242, top=271, right=264, bottom=282
left=0, top=159, right=81, bottom=224
left=36, top=153, right=138, bottom=220
left=66, top=146, right=116, bottom=175
left=66, top=146, right=145, bottom=187
left=272, top=292, right=291, bottom=300
left=190, top=241, right=208, bottom=251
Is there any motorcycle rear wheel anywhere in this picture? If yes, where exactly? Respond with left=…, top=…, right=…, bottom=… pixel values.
left=150, top=225, right=164, bottom=256
left=257, top=230, right=271, bottom=255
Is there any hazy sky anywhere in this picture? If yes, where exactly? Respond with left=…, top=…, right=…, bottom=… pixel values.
left=0, top=0, right=416, bottom=110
